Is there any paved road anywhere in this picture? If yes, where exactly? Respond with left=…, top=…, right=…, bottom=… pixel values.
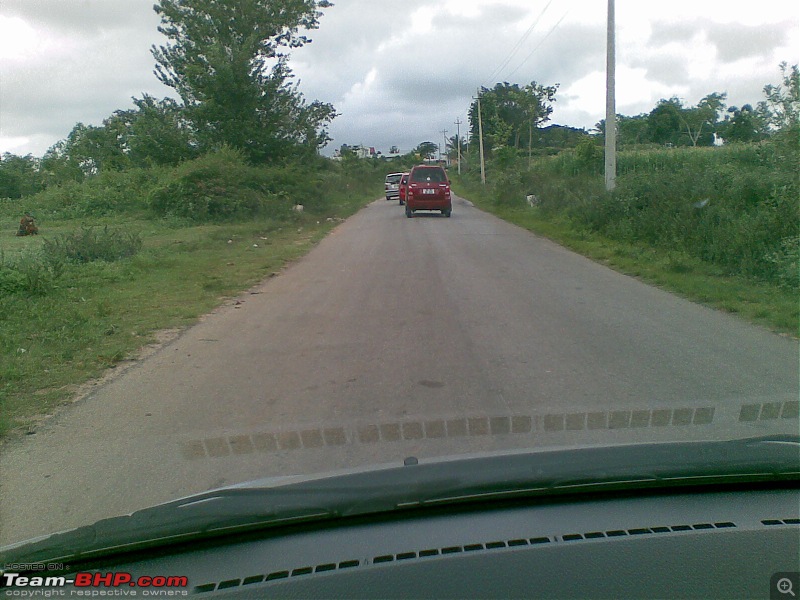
left=2, top=196, right=798, bottom=545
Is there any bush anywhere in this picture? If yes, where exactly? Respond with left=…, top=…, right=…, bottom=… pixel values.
left=474, top=138, right=798, bottom=288
left=765, top=236, right=800, bottom=291
left=2, top=168, right=162, bottom=220
left=42, top=226, right=142, bottom=264
left=148, top=147, right=291, bottom=221
left=0, top=251, right=61, bottom=296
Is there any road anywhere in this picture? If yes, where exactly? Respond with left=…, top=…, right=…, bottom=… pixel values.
left=1, top=196, right=798, bottom=545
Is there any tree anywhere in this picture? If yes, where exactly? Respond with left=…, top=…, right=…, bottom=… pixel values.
left=414, top=141, right=438, bottom=160
left=757, top=62, right=799, bottom=134
left=647, top=98, right=683, bottom=146
left=389, top=145, right=399, bottom=154
left=678, top=92, right=726, bottom=146
left=446, top=135, right=467, bottom=160
left=109, top=95, right=198, bottom=167
left=719, top=104, right=766, bottom=143
left=0, top=153, right=44, bottom=198
left=468, top=80, right=558, bottom=157
left=151, top=0, right=336, bottom=162
left=38, top=122, right=126, bottom=183
left=595, top=115, right=648, bottom=146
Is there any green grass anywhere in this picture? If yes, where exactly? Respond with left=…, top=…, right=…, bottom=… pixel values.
left=0, top=191, right=377, bottom=438
left=453, top=179, right=799, bottom=336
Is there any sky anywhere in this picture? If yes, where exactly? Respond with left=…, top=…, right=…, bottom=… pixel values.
left=0, top=0, right=797, bottom=157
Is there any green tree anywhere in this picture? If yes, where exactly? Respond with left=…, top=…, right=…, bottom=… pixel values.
left=757, top=62, right=799, bottom=134
left=0, top=153, right=44, bottom=198
left=39, top=122, right=126, bottom=183
left=151, top=0, right=336, bottom=162
left=109, top=95, right=198, bottom=167
left=469, top=81, right=557, bottom=157
left=678, top=92, right=726, bottom=146
left=595, top=115, right=649, bottom=146
left=446, top=135, right=467, bottom=160
left=719, top=104, right=766, bottom=143
left=414, top=141, right=438, bottom=160
left=647, top=98, right=683, bottom=146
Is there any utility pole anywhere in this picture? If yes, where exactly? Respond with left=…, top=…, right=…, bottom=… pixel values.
left=440, top=129, right=448, bottom=166
left=474, top=90, right=486, bottom=185
left=605, top=0, right=616, bottom=191
left=454, top=118, right=462, bottom=175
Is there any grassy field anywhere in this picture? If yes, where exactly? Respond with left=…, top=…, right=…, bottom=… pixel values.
left=0, top=165, right=381, bottom=438
left=453, top=178, right=798, bottom=336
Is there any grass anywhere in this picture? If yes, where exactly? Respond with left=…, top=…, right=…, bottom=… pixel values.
left=453, top=178, right=799, bottom=336
left=0, top=192, right=376, bottom=438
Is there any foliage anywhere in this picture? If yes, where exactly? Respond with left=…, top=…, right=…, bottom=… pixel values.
left=0, top=250, right=62, bottom=296
left=464, top=136, right=798, bottom=290
left=469, top=81, right=558, bottom=156
left=5, top=167, right=164, bottom=219
left=414, top=141, right=439, bottom=160
left=42, top=226, right=143, bottom=264
left=758, top=62, right=800, bottom=134
left=147, top=146, right=290, bottom=220
left=0, top=154, right=45, bottom=199
left=151, top=0, right=336, bottom=162
left=677, top=93, right=727, bottom=146
left=107, top=95, right=199, bottom=167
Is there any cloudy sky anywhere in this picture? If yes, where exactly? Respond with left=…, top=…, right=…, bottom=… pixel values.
left=1, top=0, right=797, bottom=157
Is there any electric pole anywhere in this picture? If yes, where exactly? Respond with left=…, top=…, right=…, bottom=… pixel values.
left=474, top=90, right=486, bottom=185
left=454, top=118, right=462, bottom=175
left=440, top=129, right=448, bottom=166
left=605, top=0, right=616, bottom=191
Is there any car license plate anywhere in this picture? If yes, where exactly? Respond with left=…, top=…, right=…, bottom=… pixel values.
left=422, top=189, right=435, bottom=195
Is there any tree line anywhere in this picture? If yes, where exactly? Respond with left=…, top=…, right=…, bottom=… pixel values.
left=464, top=62, right=798, bottom=164
left=1, top=0, right=335, bottom=199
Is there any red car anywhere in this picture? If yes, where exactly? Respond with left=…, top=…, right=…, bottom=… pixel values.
left=398, top=173, right=409, bottom=205
left=405, top=165, right=451, bottom=218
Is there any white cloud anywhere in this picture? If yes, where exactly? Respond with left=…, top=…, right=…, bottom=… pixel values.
left=1, top=0, right=798, bottom=156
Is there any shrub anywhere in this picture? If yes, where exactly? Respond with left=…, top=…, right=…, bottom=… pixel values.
left=0, top=251, right=61, bottom=296
left=148, top=146, right=290, bottom=221
left=765, top=236, right=800, bottom=291
left=42, top=226, right=142, bottom=264
left=477, top=138, right=798, bottom=288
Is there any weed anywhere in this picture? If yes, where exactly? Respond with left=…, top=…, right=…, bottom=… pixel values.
left=42, top=226, right=142, bottom=264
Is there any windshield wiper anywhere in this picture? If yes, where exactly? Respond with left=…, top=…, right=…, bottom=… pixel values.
left=2, top=435, right=798, bottom=567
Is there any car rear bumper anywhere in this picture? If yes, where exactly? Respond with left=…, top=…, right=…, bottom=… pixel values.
left=407, top=198, right=451, bottom=210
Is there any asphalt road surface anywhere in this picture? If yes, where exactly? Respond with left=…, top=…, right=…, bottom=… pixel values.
left=2, top=196, right=798, bottom=545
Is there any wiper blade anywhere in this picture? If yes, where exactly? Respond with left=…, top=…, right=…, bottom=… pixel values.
left=2, top=435, right=798, bottom=566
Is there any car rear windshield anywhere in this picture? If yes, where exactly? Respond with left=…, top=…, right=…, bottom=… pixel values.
left=385, top=174, right=402, bottom=184
left=411, top=168, right=447, bottom=183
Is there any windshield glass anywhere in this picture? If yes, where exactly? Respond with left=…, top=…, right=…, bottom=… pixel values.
left=411, top=167, right=448, bottom=182
left=0, top=0, right=797, bottom=559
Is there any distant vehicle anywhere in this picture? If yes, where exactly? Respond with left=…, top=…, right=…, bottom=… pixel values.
left=384, top=173, right=403, bottom=201
left=398, top=173, right=409, bottom=205
left=405, top=165, right=451, bottom=218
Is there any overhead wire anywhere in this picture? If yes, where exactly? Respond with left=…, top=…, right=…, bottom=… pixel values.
left=504, top=6, right=571, bottom=80
left=482, top=0, right=553, bottom=88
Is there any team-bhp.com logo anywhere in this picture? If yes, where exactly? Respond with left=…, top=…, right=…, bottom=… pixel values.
left=2, top=572, right=188, bottom=596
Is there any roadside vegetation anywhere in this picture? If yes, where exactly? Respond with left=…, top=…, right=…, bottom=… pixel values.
left=0, top=153, right=384, bottom=438
left=0, top=0, right=388, bottom=438
left=454, top=64, right=799, bottom=335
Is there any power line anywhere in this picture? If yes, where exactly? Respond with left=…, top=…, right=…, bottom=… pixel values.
left=483, top=0, right=553, bottom=87
left=504, top=7, right=571, bottom=80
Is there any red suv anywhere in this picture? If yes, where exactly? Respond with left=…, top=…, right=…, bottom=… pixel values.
left=405, top=165, right=451, bottom=218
